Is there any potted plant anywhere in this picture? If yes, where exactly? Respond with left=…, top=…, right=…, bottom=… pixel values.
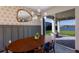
left=34, top=32, right=40, bottom=40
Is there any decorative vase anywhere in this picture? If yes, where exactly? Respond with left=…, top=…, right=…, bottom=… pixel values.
left=34, top=32, right=40, bottom=40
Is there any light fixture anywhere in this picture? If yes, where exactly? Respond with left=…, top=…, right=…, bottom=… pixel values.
left=44, top=12, right=47, bottom=16
left=37, top=9, right=41, bottom=13
left=31, top=11, right=34, bottom=15
left=9, top=40, right=11, bottom=43
left=32, top=15, right=38, bottom=20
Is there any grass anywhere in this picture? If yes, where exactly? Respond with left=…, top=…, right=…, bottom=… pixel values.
left=46, top=30, right=52, bottom=35
left=60, top=30, right=75, bottom=36
left=45, top=30, right=75, bottom=36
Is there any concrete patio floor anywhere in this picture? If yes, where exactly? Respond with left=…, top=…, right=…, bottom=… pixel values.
left=54, top=43, right=75, bottom=53
left=56, top=36, right=75, bottom=40
left=55, top=36, right=75, bottom=49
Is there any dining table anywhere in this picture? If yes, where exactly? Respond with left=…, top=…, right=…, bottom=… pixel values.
left=6, top=35, right=44, bottom=53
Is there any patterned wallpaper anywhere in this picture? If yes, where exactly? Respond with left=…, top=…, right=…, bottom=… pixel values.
left=0, top=6, right=41, bottom=25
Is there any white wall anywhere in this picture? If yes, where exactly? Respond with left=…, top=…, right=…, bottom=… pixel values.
left=43, top=17, right=55, bottom=43
left=75, top=7, right=79, bottom=50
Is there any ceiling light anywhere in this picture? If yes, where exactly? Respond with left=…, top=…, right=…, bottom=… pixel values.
left=32, top=15, right=38, bottom=20
left=37, top=9, right=41, bottom=12
left=31, top=11, right=34, bottom=15
left=44, top=12, right=47, bottom=16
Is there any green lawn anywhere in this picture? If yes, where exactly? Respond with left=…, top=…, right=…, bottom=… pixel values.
left=46, top=30, right=52, bottom=35
left=46, top=30, right=75, bottom=36
left=60, top=30, right=75, bottom=36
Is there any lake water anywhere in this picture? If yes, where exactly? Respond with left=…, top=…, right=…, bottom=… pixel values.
left=60, top=27, right=75, bottom=31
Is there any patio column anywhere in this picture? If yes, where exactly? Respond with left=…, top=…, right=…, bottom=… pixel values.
left=52, top=20, right=55, bottom=33
left=57, top=21, right=60, bottom=33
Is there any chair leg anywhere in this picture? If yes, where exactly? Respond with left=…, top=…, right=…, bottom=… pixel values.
left=53, top=43, right=55, bottom=53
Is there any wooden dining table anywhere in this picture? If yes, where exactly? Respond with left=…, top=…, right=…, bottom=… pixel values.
left=6, top=36, right=44, bottom=53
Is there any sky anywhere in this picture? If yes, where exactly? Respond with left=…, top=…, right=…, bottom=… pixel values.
left=60, top=19, right=75, bottom=26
